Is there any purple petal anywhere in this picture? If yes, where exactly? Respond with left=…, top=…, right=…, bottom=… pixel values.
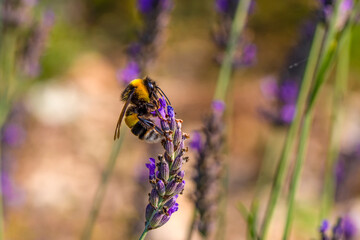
left=212, top=100, right=226, bottom=114
left=117, top=62, right=140, bottom=85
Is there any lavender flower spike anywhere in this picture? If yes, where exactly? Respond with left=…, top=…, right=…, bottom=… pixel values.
left=140, top=101, right=189, bottom=239
left=191, top=100, right=225, bottom=238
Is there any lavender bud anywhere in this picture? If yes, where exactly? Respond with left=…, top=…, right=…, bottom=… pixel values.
left=171, top=155, right=183, bottom=171
left=145, top=203, right=156, bottom=222
left=146, top=158, right=156, bottom=181
left=174, top=127, right=182, bottom=147
left=149, top=211, right=163, bottom=229
left=156, top=180, right=166, bottom=196
left=149, top=189, right=160, bottom=207
left=177, top=170, right=185, bottom=179
left=167, top=106, right=176, bottom=130
left=161, top=119, right=170, bottom=131
left=165, top=140, right=174, bottom=157
left=156, top=215, right=171, bottom=228
left=160, top=161, right=169, bottom=181
left=163, top=195, right=177, bottom=210
left=165, top=179, right=176, bottom=195
left=173, top=180, right=185, bottom=195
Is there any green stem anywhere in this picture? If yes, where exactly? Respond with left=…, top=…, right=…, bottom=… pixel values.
left=320, top=23, right=351, bottom=221
left=282, top=7, right=354, bottom=238
left=81, top=135, right=125, bottom=240
left=0, top=132, right=4, bottom=240
left=260, top=25, right=326, bottom=240
left=214, top=0, right=252, bottom=101
left=282, top=109, right=314, bottom=240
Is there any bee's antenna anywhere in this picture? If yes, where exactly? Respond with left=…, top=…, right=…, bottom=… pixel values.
left=157, top=87, right=171, bottom=106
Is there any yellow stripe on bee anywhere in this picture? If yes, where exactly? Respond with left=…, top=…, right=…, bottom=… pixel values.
left=125, top=113, right=139, bottom=128
left=130, top=79, right=150, bottom=102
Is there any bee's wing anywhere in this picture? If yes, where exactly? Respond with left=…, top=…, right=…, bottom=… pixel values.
left=114, top=91, right=134, bottom=140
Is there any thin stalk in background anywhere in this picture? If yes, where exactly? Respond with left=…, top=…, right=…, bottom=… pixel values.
left=187, top=0, right=253, bottom=239
left=247, top=130, right=284, bottom=239
left=81, top=134, right=125, bottom=240
left=282, top=5, right=354, bottom=238
left=214, top=0, right=252, bottom=102
left=260, top=25, right=326, bottom=240
left=282, top=107, right=314, bottom=240
left=320, top=25, right=351, bottom=221
left=213, top=1, right=253, bottom=237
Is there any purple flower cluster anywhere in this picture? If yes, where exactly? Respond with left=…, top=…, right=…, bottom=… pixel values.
left=260, top=20, right=317, bottom=126
left=117, top=0, right=173, bottom=85
left=319, top=216, right=357, bottom=240
left=212, top=0, right=257, bottom=68
left=22, top=10, right=55, bottom=77
left=1, top=105, right=26, bottom=206
left=1, top=0, right=54, bottom=78
left=191, top=100, right=225, bottom=237
left=143, top=99, right=188, bottom=231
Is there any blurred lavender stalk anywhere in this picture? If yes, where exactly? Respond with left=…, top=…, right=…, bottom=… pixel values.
left=83, top=1, right=174, bottom=238
left=0, top=1, right=53, bottom=239
left=117, top=0, right=173, bottom=85
left=138, top=99, right=189, bottom=240
left=186, top=0, right=254, bottom=239
left=189, top=100, right=225, bottom=239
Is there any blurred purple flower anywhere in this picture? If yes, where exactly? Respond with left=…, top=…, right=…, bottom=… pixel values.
left=279, top=80, right=298, bottom=103
left=212, top=100, right=226, bottom=114
left=2, top=123, right=25, bottom=147
left=213, top=0, right=256, bottom=69
left=241, top=43, right=257, bottom=66
left=320, top=220, right=329, bottom=233
left=138, top=0, right=156, bottom=13
left=215, top=0, right=230, bottom=13
left=117, top=62, right=141, bottom=85
left=190, top=131, right=203, bottom=152
left=22, top=9, right=55, bottom=77
left=280, top=104, right=296, bottom=124
left=343, top=216, right=357, bottom=239
left=319, top=217, right=358, bottom=240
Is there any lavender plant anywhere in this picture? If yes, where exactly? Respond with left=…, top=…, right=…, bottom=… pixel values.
left=260, top=0, right=357, bottom=238
left=82, top=1, right=173, bottom=238
left=0, top=1, right=54, bottom=238
left=283, top=1, right=357, bottom=239
left=187, top=0, right=254, bottom=239
left=139, top=98, right=189, bottom=240
left=213, top=0, right=256, bottom=69
left=118, top=0, right=173, bottom=84
left=190, top=100, right=225, bottom=238
left=319, top=216, right=357, bottom=240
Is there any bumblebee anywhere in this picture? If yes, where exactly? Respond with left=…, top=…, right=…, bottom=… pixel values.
left=114, top=77, right=171, bottom=142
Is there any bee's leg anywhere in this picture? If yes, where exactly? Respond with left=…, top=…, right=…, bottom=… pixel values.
left=138, top=117, right=164, bottom=136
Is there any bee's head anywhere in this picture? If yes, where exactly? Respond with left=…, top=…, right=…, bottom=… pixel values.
left=143, top=76, right=171, bottom=105
left=144, top=76, right=157, bottom=97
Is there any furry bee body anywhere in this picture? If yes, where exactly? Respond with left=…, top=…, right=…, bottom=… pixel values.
left=114, top=77, right=170, bottom=142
